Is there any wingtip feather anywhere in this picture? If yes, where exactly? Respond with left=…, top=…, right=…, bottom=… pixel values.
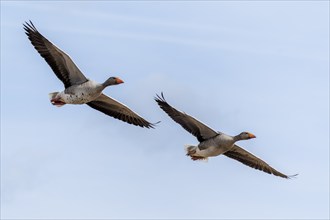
left=154, top=92, right=167, bottom=103
left=286, top=173, right=299, bottom=179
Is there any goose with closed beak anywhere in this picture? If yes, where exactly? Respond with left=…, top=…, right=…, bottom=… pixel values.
left=155, top=93, right=297, bottom=179
left=24, top=21, right=155, bottom=128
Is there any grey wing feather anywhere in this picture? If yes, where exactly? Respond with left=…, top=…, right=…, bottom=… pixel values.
left=224, top=145, right=297, bottom=179
left=87, top=94, right=155, bottom=128
left=155, top=93, right=218, bottom=142
left=23, top=21, right=88, bottom=88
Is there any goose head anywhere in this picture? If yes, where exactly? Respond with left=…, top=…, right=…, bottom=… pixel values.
left=102, top=77, right=124, bottom=87
left=235, top=132, right=256, bottom=141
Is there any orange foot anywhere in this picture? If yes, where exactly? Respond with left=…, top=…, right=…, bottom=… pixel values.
left=51, top=99, right=66, bottom=107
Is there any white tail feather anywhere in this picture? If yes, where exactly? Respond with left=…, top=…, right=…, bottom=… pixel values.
left=48, top=92, right=59, bottom=100
left=184, top=145, right=208, bottom=162
left=184, top=145, right=197, bottom=154
left=48, top=92, right=65, bottom=107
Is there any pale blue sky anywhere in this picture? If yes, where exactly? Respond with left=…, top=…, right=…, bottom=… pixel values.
left=1, top=1, right=329, bottom=219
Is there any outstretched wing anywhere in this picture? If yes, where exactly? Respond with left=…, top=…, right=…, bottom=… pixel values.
left=23, top=21, right=88, bottom=88
left=155, top=93, right=218, bottom=142
left=224, top=145, right=297, bottom=179
left=87, top=94, right=156, bottom=128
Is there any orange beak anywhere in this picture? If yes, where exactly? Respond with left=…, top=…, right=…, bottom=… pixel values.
left=115, top=78, right=124, bottom=84
left=248, top=133, right=256, bottom=139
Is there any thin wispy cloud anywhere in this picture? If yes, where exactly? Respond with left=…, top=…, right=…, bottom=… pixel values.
left=7, top=1, right=328, bottom=61
left=1, top=1, right=329, bottom=219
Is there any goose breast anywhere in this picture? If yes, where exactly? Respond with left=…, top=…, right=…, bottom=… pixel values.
left=198, top=134, right=236, bottom=157
left=58, top=80, right=103, bottom=104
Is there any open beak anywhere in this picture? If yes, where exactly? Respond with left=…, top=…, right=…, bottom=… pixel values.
left=248, top=133, right=256, bottom=139
left=116, top=78, right=124, bottom=84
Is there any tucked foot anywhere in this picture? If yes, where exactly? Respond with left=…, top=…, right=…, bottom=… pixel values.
left=49, top=92, right=66, bottom=107
left=190, top=155, right=208, bottom=161
left=50, top=98, right=66, bottom=107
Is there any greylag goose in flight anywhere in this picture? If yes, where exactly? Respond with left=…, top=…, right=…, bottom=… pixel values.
left=24, top=21, right=154, bottom=128
left=155, top=93, right=297, bottom=179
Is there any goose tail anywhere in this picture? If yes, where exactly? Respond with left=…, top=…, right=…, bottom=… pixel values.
left=48, top=92, right=66, bottom=107
left=184, top=145, right=208, bottom=162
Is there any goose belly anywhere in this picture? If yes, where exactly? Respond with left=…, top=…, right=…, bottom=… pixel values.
left=59, top=89, right=101, bottom=104
left=63, top=92, right=100, bottom=104
left=195, top=145, right=228, bottom=158
left=61, top=82, right=102, bottom=104
left=196, top=136, right=234, bottom=158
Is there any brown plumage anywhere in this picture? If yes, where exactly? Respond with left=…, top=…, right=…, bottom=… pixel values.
left=24, top=20, right=155, bottom=128
left=155, top=92, right=297, bottom=179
